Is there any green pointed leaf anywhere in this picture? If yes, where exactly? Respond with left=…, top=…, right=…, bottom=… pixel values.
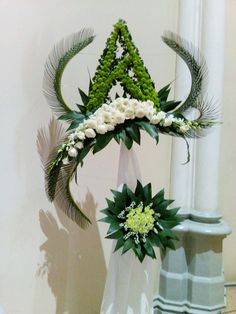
left=122, top=238, right=133, bottom=254
left=137, top=121, right=159, bottom=143
left=149, top=232, right=164, bottom=249
left=99, top=216, right=115, bottom=223
left=159, top=229, right=179, bottom=240
left=133, top=245, right=145, bottom=262
left=78, top=88, right=89, bottom=106
left=77, top=142, right=93, bottom=164
left=59, top=110, right=85, bottom=121
left=166, top=239, right=176, bottom=250
left=114, top=134, right=120, bottom=144
left=119, top=130, right=133, bottom=149
left=89, top=78, right=93, bottom=92
left=144, top=239, right=156, bottom=258
left=106, top=198, right=115, bottom=207
left=158, top=219, right=180, bottom=229
left=126, top=124, right=141, bottom=144
left=143, top=183, right=152, bottom=204
left=158, top=83, right=171, bottom=102
left=100, top=208, right=112, bottom=215
left=67, top=120, right=82, bottom=131
left=161, top=100, right=181, bottom=112
left=93, top=132, right=114, bottom=153
left=108, top=221, right=121, bottom=234
left=106, top=229, right=123, bottom=239
left=158, top=199, right=175, bottom=211
left=168, top=207, right=180, bottom=216
left=152, top=189, right=164, bottom=206
left=76, top=104, right=87, bottom=114
left=114, top=238, right=125, bottom=252
left=135, top=180, right=144, bottom=198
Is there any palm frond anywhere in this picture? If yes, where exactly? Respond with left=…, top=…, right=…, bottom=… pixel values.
left=37, top=117, right=66, bottom=200
left=43, top=28, right=95, bottom=116
left=54, top=161, right=91, bottom=228
left=184, top=97, right=220, bottom=138
left=37, top=118, right=91, bottom=228
left=162, top=31, right=207, bottom=113
left=37, top=117, right=65, bottom=165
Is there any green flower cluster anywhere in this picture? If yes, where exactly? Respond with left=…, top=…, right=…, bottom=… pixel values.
left=87, top=20, right=160, bottom=113
left=126, top=202, right=155, bottom=234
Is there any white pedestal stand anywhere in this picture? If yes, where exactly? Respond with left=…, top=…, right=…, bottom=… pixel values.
left=154, top=209, right=231, bottom=314
left=101, top=144, right=154, bottom=314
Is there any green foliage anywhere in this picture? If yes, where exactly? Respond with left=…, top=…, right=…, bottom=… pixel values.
left=43, top=29, right=95, bottom=116
left=87, top=20, right=160, bottom=112
left=100, top=181, right=182, bottom=262
left=46, top=158, right=91, bottom=229
left=162, top=31, right=207, bottom=113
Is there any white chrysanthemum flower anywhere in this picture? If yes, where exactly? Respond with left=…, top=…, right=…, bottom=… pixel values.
left=131, top=100, right=139, bottom=108
left=103, top=111, right=112, bottom=123
left=85, top=128, right=96, bottom=138
left=96, top=124, right=108, bottom=134
left=68, top=147, right=78, bottom=158
left=151, top=115, right=161, bottom=124
left=156, top=111, right=166, bottom=120
left=163, top=114, right=174, bottom=127
left=163, top=118, right=173, bottom=127
left=77, top=131, right=86, bottom=140
left=115, top=112, right=126, bottom=124
left=125, top=107, right=135, bottom=119
left=145, top=108, right=155, bottom=120
left=123, top=98, right=129, bottom=106
left=75, top=141, right=84, bottom=149
left=86, top=119, right=97, bottom=129
left=135, top=108, right=145, bottom=118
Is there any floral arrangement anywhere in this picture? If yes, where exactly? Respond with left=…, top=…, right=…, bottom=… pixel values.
left=57, top=97, right=211, bottom=167
left=100, top=181, right=181, bottom=262
left=42, top=19, right=219, bottom=234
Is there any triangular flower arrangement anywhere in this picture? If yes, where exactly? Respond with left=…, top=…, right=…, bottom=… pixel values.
left=41, top=20, right=219, bottom=260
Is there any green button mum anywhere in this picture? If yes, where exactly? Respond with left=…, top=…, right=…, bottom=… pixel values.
left=125, top=203, right=155, bottom=234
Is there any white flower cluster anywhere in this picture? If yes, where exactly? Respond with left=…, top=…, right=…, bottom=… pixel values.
left=62, top=98, right=191, bottom=164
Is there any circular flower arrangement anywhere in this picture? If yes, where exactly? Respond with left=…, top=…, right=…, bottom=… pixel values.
left=100, top=181, right=182, bottom=262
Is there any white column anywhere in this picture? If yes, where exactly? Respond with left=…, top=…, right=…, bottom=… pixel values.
left=170, top=0, right=226, bottom=212
left=170, top=0, right=202, bottom=209
left=194, top=0, right=226, bottom=212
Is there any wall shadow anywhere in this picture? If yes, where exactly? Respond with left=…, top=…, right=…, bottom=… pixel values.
left=38, top=192, right=106, bottom=314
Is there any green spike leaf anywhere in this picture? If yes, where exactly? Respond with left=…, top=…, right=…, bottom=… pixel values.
left=78, top=88, right=89, bottom=106
left=93, top=132, right=114, bottom=154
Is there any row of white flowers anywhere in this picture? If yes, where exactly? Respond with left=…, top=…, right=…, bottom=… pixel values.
left=62, top=98, right=191, bottom=164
